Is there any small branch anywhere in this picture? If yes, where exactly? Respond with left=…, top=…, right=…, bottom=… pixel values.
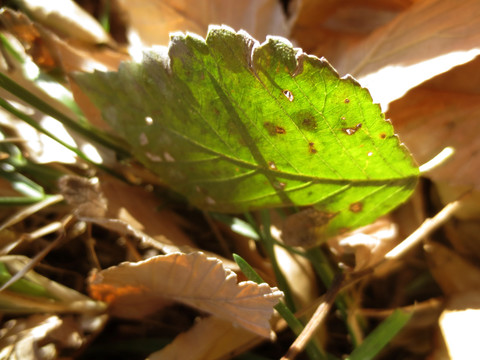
left=281, top=274, right=344, bottom=360
left=0, top=214, right=75, bottom=292
left=281, top=196, right=465, bottom=360
left=384, top=198, right=463, bottom=261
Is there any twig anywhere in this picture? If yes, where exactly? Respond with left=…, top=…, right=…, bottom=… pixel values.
left=0, top=194, right=64, bottom=231
left=281, top=273, right=344, bottom=360
left=282, top=196, right=465, bottom=360
left=0, top=214, right=75, bottom=292
left=384, top=198, right=463, bottom=260
left=202, top=210, right=231, bottom=257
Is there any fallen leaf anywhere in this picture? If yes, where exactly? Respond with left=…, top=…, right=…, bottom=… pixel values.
left=327, top=217, right=398, bottom=271
left=424, top=242, right=480, bottom=296
left=58, top=174, right=194, bottom=247
left=438, top=291, right=480, bottom=360
left=58, top=175, right=107, bottom=218
left=147, top=317, right=260, bottom=360
left=387, top=88, right=480, bottom=189
left=0, top=313, right=106, bottom=360
left=16, top=0, right=112, bottom=45
left=289, top=0, right=410, bottom=66
left=88, top=251, right=283, bottom=338
left=115, top=0, right=287, bottom=57
left=337, top=0, right=480, bottom=109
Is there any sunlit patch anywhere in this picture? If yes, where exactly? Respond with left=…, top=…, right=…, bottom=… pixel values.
left=163, top=151, right=175, bottom=162
left=359, top=49, right=480, bottom=110
left=81, top=143, right=103, bottom=163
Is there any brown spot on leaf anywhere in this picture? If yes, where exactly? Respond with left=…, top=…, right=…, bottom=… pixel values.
left=342, top=123, right=362, bottom=135
left=349, top=202, right=363, bottom=213
left=344, top=98, right=350, bottom=104
left=273, top=181, right=286, bottom=190
left=268, top=161, right=277, bottom=170
left=380, top=132, right=386, bottom=139
left=281, top=208, right=338, bottom=247
left=308, top=142, right=317, bottom=154
left=338, top=227, right=350, bottom=235
left=264, top=122, right=286, bottom=136
left=301, top=117, right=318, bottom=131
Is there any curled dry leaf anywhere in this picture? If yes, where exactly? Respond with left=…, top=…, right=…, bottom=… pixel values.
left=88, top=252, right=283, bottom=338
left=58, top=175, right=107, bottom=218
left=328, top=217, right=398, bottom=271
left=424, top=242, right=480, bottom=296
left=338, top=0, right=480, bottom=109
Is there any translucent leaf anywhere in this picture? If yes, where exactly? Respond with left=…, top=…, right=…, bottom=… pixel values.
left=75, top=26, right=418, bottom=239
left=88, top=252, right=283, bottom=338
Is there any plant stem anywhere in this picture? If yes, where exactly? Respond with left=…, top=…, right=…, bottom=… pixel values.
left=233, top=254, right=327, bottom=360
left=306, top=246, right=361, bottom=348
left=258, top=209, right=297, bottom=312
left=0, top=72, right=130, bottom=158
left=0, top=97, right=124, bottom=179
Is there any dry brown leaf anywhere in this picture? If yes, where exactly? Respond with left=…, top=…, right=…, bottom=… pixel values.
left=289, top=0, right=412, bottom=66
left=148, top=316, right=260, bottom=360
left=0, top=313, right=106, bottom=360
left=437, top=291, right=480, bottom=360
left=0, top=8, right=128, bottom=134
left=56, top=174, right=241, bottom=269
left=115, top=0, right=287, bottom=57
left=328, top=217, right=398, bottom=271
left=15, top=0, right=112, bottom=44
left=337, top=0, right=480, bottom=109
left=424, top=242, right=480, bottom=296
left=58, top=174, right=194, bottom=247
left=98, top=174, right=194, bottom=247
left=88, top=252, right=283, bottom=338
left=387, top=88, right=480, bottom=189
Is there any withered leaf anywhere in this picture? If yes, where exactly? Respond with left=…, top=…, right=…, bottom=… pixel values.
left=89, top=252, right=283, bottom=338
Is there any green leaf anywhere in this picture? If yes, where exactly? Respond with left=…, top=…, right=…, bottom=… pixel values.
left=75, top=26, right=418, bottom=238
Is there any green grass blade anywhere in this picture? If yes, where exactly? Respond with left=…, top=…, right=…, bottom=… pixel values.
left=0, top=262, right=54, bottom=299
left=233, top=253, right=327, bottom=360
left=346, top=309, right=413, bottom=360
left=0, top=97, right=124, bottom=179
left=0, top=72, right=129, bottom=157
